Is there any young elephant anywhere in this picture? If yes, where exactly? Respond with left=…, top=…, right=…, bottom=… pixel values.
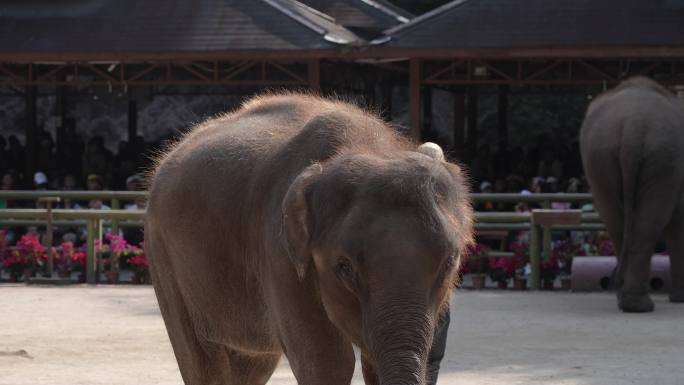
left=580, top=77, right=684, bottom=312
left=145, top=93, right=473, bottom=385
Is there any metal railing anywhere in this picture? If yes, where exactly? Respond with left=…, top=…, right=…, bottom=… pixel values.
left=0, top=191, right=602, bottom=288
left=0, top=209, right=144, bottom=284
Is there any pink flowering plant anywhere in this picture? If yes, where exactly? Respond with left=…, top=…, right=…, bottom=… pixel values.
left=70, top=251, right=87, bottom=272
left=488, top=256, right=516, bottom=283
left=541, top=257, right=561, bottom=282
left=552, top=240, right=587, bottom=276
left=127, top=251, right=149, bottom=276
left=60, top=242, right=87, bottom=273
left=463, top=243, right=490, bottom=275
left=97, top=233, right=128, bottom=272
left=2, top=234, right=47, bottom=278
left=509, top=239, right=530, bottom=278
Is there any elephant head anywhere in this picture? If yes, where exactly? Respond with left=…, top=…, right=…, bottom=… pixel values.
left=283, top=142, right=473, bottom=385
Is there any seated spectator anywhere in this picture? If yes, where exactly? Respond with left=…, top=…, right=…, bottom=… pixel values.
left=476, top=181, right=497, bottom=212
left=125, top=174, right=143, bottom=192
left=34, top=171, right=49, bottom=190
left=0, top=172, right=17, bottom=209
left=86, top=174, right=110, bottom=210
left=59, top=174, right=83, bottom=209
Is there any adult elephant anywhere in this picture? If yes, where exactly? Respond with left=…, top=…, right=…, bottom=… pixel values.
left=145, top=93, right=473, bottom=384
left=580, top=77, right=684, bottom=312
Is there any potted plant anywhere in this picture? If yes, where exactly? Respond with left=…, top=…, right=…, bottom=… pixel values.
left=540, top=257, right=561, bottom=290
left=58, top=242, right=74, bottom=278
left=8, top=234, right=47, bottom=281
left=2, top=250, right=24, bottom=282
left=467, top=243, right=489, bottom=289
left=509, top=239, right=530, bottom=290
left=553, top=240, right=587, bottom=291
left=488, top=257, right=515, bottom=289
left=128, top=250, right=149, bottom=284
left=69, top=251, right=87, bottom=282
left=598, top=236, right=615, bottom=256
left=98, top=233, right=128, bottom=284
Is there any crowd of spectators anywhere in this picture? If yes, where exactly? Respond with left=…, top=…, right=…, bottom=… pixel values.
left=0, top=131, right=158, bottom=206
left=0, top=131, right=155, bottom=247
left=0, top=130, right=593, bottom=248
left=464, top=136, right=590, bottom=213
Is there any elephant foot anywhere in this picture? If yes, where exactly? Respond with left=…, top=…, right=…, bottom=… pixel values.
left=618, top=292, right=655, bottom=313
left=669, top=289, right=684, bottom=303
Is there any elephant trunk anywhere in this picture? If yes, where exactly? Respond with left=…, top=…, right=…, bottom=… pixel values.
left=367, top=295, right=435, bottom=385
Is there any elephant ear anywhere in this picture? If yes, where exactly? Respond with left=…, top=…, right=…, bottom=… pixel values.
left=282, top=163, right=323, bottom=281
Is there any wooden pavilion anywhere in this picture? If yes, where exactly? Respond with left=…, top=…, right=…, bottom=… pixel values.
left=1, top=0, right=684, bottom=178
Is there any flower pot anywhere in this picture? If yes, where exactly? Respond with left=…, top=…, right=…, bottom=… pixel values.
left=22, top=267, right=34, bottom=281
left=496, top=280, right=509, bottom=290
left=543, top=279, right=555, bottom=290
left=58, top=270, right=71, bottom=279
left=8, top=275, right=19, bottom=283
left=104, top=270, right=120, bottom=284
left=513, top=277, right=527, bottom=291
left=77, top=273, right=86, bottom=283
left=560, top=277, right=572, bottom=291
left=471, top=275, right=486, bottom=290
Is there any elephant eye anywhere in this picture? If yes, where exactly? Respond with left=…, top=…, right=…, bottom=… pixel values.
left=437, top=255, right=456, bottom=283
left=444, top=255, right=456, bottom=270
left=335, top=258, right=354, bottom=279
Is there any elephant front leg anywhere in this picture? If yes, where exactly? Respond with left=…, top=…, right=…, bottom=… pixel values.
left=278, top=316, right=355, bottom=385
left=361, top=353, right=379, bottom=385
left=265, top=273, right=355, bottom=384
left=666, top=213, right=684, bottom=303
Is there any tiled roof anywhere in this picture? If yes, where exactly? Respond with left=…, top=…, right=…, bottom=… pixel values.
left=383, top=0, right=684, bottom=48
left=0, top=0, right=364, bottom=55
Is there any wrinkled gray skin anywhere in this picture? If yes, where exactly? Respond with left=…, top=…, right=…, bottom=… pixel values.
left=580, top=77, right=684, bottom=312
left=145, top=93, right=473, bottom=384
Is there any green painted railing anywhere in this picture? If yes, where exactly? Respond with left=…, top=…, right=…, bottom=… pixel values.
left=0, top=209, right=144, bottom=284
left=0, top=191, right=602, bottom=287
left=0, top=191, right=593, bottom=202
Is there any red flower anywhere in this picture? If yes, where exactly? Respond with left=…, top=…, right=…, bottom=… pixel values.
left=70, top=252, right=87, bottom=268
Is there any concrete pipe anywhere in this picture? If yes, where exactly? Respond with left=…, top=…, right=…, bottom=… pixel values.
left=571, top=255, right=671, bottom=292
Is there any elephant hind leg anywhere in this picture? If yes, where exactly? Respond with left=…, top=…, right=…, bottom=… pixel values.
left=665, top=209, right=684, bottom=303
left=149, top=237, right=278, bottom=385
left=150, top=258, right=231, bottom=384
left=618, top=189, right=679, bottom=312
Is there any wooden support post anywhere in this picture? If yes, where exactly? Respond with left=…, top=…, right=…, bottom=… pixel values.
left=111, top=198, right=120, bottom=235
left=96, top=219, right=103, bottom=278
left=530, top=224, right=541, bottom=290
left=409, top=58, right=421, bottom=141
left=56, top=80, right=68, bottom=169
left=39, top=197, right=61, bottom=277
left=541, top=201, right=552, bottom=262
left=497, top=84, right=509, bottom=150
left=466, top=85, right=479, bottom=157
left=377, top=74, right=393, bottom=121
left=308, top=59, right=321, bottom=93
left=25, top=86, right=37, bottom=181
left=453, top=90, right=466, bottom=157
left=423, top=86, right=432, bottom=138
left=86, top=219, right=96, bottom=284
left=128, top=99, right=137, bottom=142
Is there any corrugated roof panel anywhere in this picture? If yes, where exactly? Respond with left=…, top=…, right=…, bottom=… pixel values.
left=0, top=0, right=365, bottom=54
left=384, top=0, right=684, bottom=48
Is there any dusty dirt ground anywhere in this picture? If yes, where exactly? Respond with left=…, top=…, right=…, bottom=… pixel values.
left=0, top=285, right=682, bottom=385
